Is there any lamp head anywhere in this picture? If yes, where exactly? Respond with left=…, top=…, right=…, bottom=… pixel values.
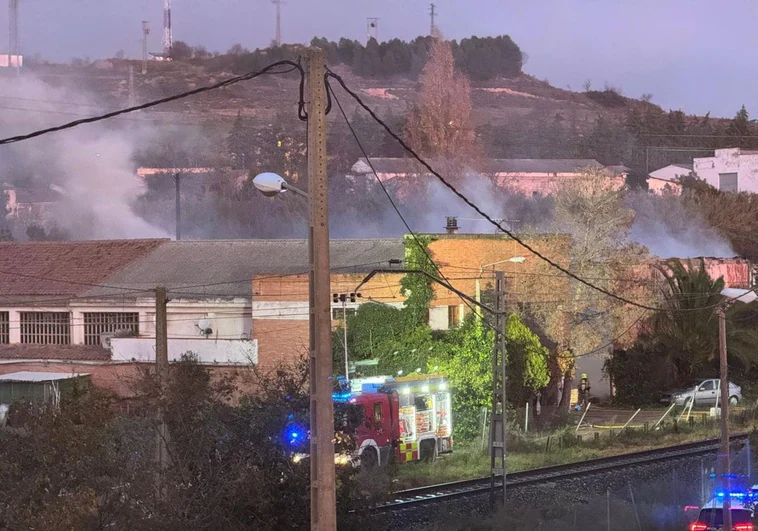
left=253, top=172, right=287, bottom=197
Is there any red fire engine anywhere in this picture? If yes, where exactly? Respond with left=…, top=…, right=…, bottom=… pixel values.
left=333, top=374, right=453, bottom=466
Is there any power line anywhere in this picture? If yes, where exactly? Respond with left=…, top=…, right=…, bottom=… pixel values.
left=326, top=71, right=742, bottom=313
left=329, top=82, right=489, bottom=323
left=0, top=60, right=304, bottom=146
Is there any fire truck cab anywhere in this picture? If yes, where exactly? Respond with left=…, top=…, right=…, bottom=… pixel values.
left=333, top=374, right=453, bottom=467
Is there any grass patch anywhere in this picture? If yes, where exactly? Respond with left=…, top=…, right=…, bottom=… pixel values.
left=391, top=418, right=751, bottom=490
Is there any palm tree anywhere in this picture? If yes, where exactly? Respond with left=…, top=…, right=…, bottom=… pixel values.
left=647, top=259, right=758, bottom=385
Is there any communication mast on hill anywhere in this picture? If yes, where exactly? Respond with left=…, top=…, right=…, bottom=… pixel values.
left=272, top=0, right=284, bottom=46
left=429, top=3, right=437, bottom=35
left=163, top=0, right=173, bottom=58
left=366, top=17, right=379, bottom=44
left=141, top=21, right=150, bottom=75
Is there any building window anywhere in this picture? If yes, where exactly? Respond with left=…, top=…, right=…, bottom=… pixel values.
left=20, top=312, right=71, bottom=345
left=448, top=305, right=461, bottom=329
left=331, top=307, right=357, bottom=321
left=0, top=312, right=8, bottom=344
left=719, top=172, right=738, bottom=192
left=83, top=312, right=139, bottom=345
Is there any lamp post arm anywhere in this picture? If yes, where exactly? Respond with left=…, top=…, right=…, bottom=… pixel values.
left=282, top=182, right=309, bottom=198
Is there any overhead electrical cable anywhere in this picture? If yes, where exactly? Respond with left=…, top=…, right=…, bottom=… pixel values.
left=325, top=71, right=758, bottom=313
left=0, top=60, right=304, bottom=145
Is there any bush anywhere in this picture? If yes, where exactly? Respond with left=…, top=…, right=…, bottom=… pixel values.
left=604, top=345, right=666, bottom=406
left=585, top=89, right=627, bottom=108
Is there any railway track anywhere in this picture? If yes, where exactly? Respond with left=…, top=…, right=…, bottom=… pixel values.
left=370, top=434, right=749, bottom=513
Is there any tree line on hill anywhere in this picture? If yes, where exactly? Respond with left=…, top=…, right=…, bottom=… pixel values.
left=170, top=34, right=523, bottom=81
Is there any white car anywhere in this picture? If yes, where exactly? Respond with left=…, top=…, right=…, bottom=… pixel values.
left=661, top=378, right=742, bottom=407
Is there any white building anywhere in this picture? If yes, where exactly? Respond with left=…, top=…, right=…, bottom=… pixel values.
left=693, top=148, right=758, bottom=193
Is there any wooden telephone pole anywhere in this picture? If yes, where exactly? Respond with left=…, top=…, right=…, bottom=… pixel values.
left=306, top=47, right=337, bottom=531
left=155, top=287, right=169, bottom=493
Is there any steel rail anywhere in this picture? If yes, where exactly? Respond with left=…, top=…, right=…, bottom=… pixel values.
left=369, top=434, right=749, bottom=512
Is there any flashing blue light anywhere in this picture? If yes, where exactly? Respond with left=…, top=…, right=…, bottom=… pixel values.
left=290, top=431, right=300, bottom=439
left=332, top=391, right=352, bottom=403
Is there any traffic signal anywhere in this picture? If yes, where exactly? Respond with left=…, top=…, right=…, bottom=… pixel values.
left=333, top=293, right=339, bottom=304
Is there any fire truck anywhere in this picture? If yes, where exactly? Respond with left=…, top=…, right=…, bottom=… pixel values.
left=333, top=374, right=453, bottom=467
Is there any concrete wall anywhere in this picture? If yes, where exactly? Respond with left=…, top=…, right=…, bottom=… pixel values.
left=694, top=148, right=758, bottom=192
left=109, top=337, right=256, bottom=364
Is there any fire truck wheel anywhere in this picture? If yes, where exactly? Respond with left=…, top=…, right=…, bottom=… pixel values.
left=361, top=447, right=378, bottom=468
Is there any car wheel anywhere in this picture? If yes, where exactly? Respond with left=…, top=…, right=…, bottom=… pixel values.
left=729, top=395, right=739, bottom=406
left=360, top=447, right=378, bottom=468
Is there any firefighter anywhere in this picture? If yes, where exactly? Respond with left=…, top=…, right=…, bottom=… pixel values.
left=577, top=373, right=591, bottom=409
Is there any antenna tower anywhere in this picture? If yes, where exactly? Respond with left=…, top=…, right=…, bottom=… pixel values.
left=429, top=3, right=437, bottom=35
left=9, top=0, right=19, bottom=74
left=141, top=21, right=150, bottom=75
left=163, top=0, right=173, bottom=58
left=272, top=0, right=283, bottom=46
left=366, top=17, right=379, bottom=44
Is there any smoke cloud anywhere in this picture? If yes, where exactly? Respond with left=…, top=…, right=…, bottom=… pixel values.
left=0, top=75, right=170, bottom=239
left=625, top=191, right=735, bottom=258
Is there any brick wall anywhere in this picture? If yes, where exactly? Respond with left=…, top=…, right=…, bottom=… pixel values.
left=252, top=272, right=405, bottom=368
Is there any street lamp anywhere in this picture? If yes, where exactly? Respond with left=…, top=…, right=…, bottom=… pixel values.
left=717, top=287, right=757, bottom=531
left=475, top=256, right=527, bottom=307
left=253, top=172, right=308, bottom=198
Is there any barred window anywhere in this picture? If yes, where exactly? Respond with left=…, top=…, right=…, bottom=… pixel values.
left=84, top=312, right=139, bottom=345
left=20, top=312, right=71, bottom=345
left=0, top=312, right=8, bottom=344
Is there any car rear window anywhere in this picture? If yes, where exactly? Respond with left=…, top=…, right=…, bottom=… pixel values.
left=697, top=508, right=753, bottom=525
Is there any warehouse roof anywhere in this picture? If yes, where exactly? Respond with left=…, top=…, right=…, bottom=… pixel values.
left=0, top=239, right=168, bottom=297
left=352, top=157, right=603, bottom=175
left=83, top=239, right=405, bottom=298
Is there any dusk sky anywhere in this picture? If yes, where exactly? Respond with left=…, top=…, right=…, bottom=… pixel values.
left=5, top=0, right=756, bottom=118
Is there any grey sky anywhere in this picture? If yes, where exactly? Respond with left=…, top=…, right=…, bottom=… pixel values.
left=5, top=0, right=755, bottom=117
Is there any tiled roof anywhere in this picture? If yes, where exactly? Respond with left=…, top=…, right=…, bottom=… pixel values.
left=0, top=239, right=168, bottom=297
left=83, top=239, right=405, bottom=298
left=352, top=158, right=602, bottom=175
left=0, top=344, right=111, bottom=361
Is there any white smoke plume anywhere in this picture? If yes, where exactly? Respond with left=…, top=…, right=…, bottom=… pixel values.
left=626, top=191, right=735, bottom=258
left=0, top=75, right=170, bottom=239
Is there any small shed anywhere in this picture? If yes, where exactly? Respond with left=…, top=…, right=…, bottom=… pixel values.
left=0, top=371, right=90, bottom=407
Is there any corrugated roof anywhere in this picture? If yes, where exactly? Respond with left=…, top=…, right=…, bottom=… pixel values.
left=352, top=157, right=602, bottom=175
left=0, top=239, right=168, bottom=297
left=0, top=371, right=90, bottom=382
left=0, top=344, right=111, bottom=361
left=83, top=239, right=405, bottom=298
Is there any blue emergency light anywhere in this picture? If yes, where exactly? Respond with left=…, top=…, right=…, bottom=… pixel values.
left=332, top=391, right=352, bottom=403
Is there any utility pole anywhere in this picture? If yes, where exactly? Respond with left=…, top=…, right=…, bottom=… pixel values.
left=429, top=3, right=437, bottom=36
left=128, top=64, right=136, bottom=107
left=334, top=293, right=357, bottom=381
left=718, top=305, right=733, bottom=531
left=9, top=0, right=19, bottom=75
left=272, top=0, right=283, bottom=46
left=489, top=271, right=507, bottom=508
left=154, top=286, right=169, bottom=496
left=366, top=17, right=379, bottom=44
left=173, top=172, right=181, bottom=240
left=142, top=21, right=150, bottom=75
left=306, top=47, right=336, bottom=531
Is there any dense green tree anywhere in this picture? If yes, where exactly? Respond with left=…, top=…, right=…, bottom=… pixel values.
left=727, top=105, right=751, bottom=139
left=505, top=313, right=550, bottom=407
